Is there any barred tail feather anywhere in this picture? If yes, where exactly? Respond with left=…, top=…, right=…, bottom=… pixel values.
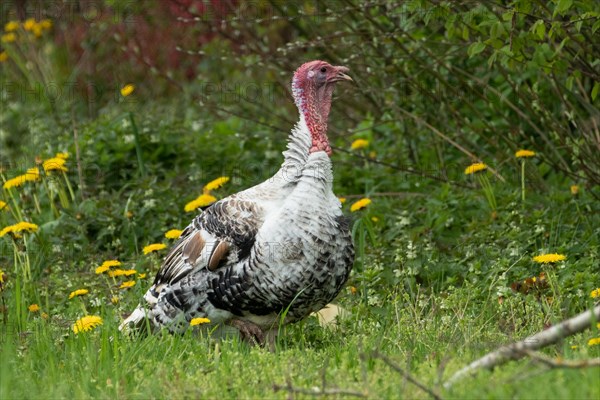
left=119, top=305, right=151, bottom=333
left=119, top=285, right=162, bottom=333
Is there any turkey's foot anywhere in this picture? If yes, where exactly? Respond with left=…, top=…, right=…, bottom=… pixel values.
left=228, top=319, right=265, bottom=346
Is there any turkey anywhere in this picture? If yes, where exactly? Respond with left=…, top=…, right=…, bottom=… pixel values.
left=120, top=60, right=355, bottom=344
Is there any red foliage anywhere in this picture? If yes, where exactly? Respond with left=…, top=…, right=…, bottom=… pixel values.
left=2, top=0, right=236, bottom=105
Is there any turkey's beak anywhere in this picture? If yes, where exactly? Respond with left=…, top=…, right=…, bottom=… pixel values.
left=331, top=66, right=353, bottom=83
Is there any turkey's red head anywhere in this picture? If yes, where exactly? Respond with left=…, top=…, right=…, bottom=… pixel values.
left=292, top=61, right=353, bottom=156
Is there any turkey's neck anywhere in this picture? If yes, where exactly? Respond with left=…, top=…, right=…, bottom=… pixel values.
left=295, top=85, right=333, bottom=156
left=304, top=110, right=330, bottom=155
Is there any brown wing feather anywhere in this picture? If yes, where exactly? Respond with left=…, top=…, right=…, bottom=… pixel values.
left=182, top=231, right=205, bottom=265
left=208, top=241, right=230, bottom=271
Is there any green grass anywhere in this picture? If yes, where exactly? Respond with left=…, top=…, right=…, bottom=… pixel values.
left=0, top=99, right=599, bottom=399
left=1, top=289, right=599, bottom=399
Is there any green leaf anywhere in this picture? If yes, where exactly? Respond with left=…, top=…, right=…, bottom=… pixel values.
left=468, top=42, right=486, bottom=58
left=592, top=19, right=600, bottom=34
left=485, top=38, right=505, bottom=49
left=501, top=11, right=513, bottom=22
left=515, top=0, right=532, bottom=14
left=462, top=25, right=469, bottom=40
left=555, top=0, right=573, bottom=16
left=566, top=76, right=574, bottom=91
left=592, top=82, right=600, bottom=101
left=487, top=50, right=498, bottom=67
left=532, top=20, right=546, bottom=40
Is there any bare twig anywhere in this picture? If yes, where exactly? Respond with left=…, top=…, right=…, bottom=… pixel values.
left=370, top=351, right=443, bottom=400
left=273, top=354, right=367, bottom=398
left=333, top=146, right=473, bottom=189
left=272, top=378, right=367, bottom=398
left=521, top=349, right=600, bottom=369
left=392, top=106, right=505, bottom=183
left=444, top=304, right=600, bottom=388
left=70, top=111, right=86, bottom=200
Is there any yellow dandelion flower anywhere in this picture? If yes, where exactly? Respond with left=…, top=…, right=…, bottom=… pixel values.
left=1, top=32, right=16, bottom=43
left=0, top=200, right=8, bottom=211
left=371, top=216, right=379, bottom=223
left=588, top=338, right=600, bottom=347
left=3, top=168, right=40, bottom=189
left=165, top=229, right=183, bottom=239
left=0, top=51, right=8, bottom=62
left=4, top=21, right=20, bottom=32
left=138, top=273, right=147, bottom=279
left=106, top=268, right=123, bottom=277
left=13, top=221, right=39, bottom=233
left=203, top=176, right=230, bottom=192
left=31, top=23, right=43, bottom=38
left=184, top=194, right=217, bottom=212
left=41, top=312, right=48, bottom=320
left=43, top=157, right=67, bottom=173
left=591, top=288, right=600, bottom=299
left=24, top=167, right=40, bottom=182
left=72, top=315, right=103, bottom=334
left=56, top=152, right=69, bottom=159
left=108, top=269, right=137, bottom=278
left=119, top=280, right=136, bottom=289
left=350, top=139, right=369, bottom=150
left=111, top=296, right=119, bottom=304
left=570, top=345, right=579, bottom=350
left=95, top=260, right=122, bottom=274
left=190, top=317, right=211, bottom=326
left=95, top=265, right=110, bottom=274
left=39, top=19, right=52, bottom=30
left=101, top=260, right=122, bottom=269
left=533, top=253, right=566, bottom=264
left=143, top=243, right=167, bottom=255
left=3, top=175, right=27, bottom=189
left=350, top=198, right=371, bottom=212
left=23, top=18, right=36, bottom=31
left=28, top=304, right=40, bottom=312
left=515, top=150, right=536, bottom=158
left=0, top=221, right=39, bottom=238
left=0, top=227, right=12, bottom=238
left=68, top=289, right=89, bottom=299
left=464, top=162, right=487, bottom=175
left=338, top=197, right=347, bottom=204
left=570, top=185, right=579, bottom=196
left=0, top=268, right=5, bottom=285
left=120, top=84, right=135, bottom=97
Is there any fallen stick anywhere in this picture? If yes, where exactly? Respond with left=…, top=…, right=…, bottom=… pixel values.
left=371, top=352, right=443, bottom=400
left=444, top=303, right=600, bottom=388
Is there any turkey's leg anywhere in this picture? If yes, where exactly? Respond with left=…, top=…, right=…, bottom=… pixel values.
left=265, top=328, right=279, bottom=353
left=228, top=318, right=265, bottom=346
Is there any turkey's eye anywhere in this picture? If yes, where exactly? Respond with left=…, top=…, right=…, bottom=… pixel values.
left=320, top=67, right=327, bottom=73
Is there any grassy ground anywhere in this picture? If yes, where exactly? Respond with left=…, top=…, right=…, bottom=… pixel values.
left=1, top=100, right=599, bottom=399
left=1, top=290, right=599, bottom=399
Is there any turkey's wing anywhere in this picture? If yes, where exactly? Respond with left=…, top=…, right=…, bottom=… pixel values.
left=153, top=197, right=264, bottom=286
